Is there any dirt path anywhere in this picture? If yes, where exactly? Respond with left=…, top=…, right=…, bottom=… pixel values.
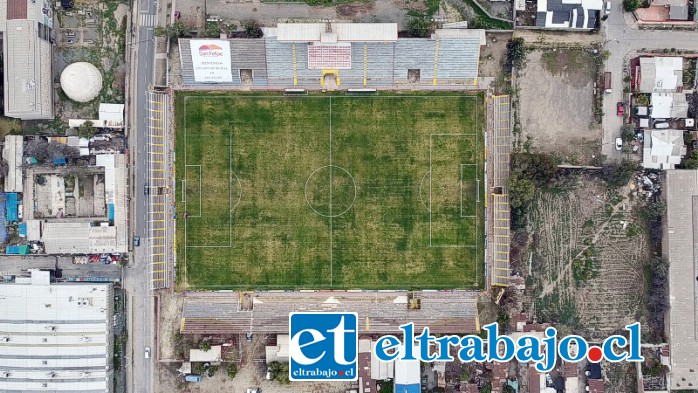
left=529, top=176, right=648, bottom=339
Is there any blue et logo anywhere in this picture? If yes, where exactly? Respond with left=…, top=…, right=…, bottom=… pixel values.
left=289, top=312, right=358, bottom=381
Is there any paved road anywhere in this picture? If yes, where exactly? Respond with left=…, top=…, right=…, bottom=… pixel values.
left=602, top=7, right=697, bottom=159
left=124, top=0, right=157, bottom=391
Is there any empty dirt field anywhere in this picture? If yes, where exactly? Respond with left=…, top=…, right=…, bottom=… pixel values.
left=525, top=175, right=648, bottom=339
left=518, top=50, right=601, bottom=163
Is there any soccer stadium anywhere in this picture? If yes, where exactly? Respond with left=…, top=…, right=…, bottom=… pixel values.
left=163, top=23, right=505, bottom=291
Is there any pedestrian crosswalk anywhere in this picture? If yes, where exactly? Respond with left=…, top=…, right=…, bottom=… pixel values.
left=140, top=14, right=156, bottom=27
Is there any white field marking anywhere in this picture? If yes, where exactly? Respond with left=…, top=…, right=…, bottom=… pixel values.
left=459, top=164, right=477, bottom=218
left=179, top=95, right=483, bottom=288
left=184, top=165, right=202, bottom=217
left=182, top=98, right=233, bottom=250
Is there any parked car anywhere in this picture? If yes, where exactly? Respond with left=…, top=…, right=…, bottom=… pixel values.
left=615, top=137, right=623, bottom=151
left=265, top=368, right=272, bottom=380
left=66, top=39, right=75, bottom=44
left=616, top=102, right=625, bottom=117
left=605, top=1, right=612, bottom=14
left=246, top=389, right=260, bottom=393
left=145, top=347, right=151, bottom=359
left=133, top=236, right=140, bottom=247
left=144, top=184, right=150, bottom=195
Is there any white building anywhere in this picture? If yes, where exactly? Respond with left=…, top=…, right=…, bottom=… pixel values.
left=25, top=154, right=129, bottom=254
left=0, top=0, right=54, bottom=119
left=0, top=270, right=114, bottom=392
left=638, top=57, right=683, bottom=93
left=3, top=135, right=24, bottom=193
left=663, top=170, right=698, bottom=390
left=642, top=129, right=686, bottom=170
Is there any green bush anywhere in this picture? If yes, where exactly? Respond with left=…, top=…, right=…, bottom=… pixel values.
left=623, top=0, right=639, bottom=12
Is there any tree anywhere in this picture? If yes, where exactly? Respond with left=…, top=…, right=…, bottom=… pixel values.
left=154, top=21, right=189, bottom=39
left=242, top=20, right=263, bottom=38
left=507, top=175, right=536, bottom=209
left=225, top=363, right=238, bottom=379
left=601, top=159, right=637, bottom=188
left=620, top=124, right=635, bottom=143
left=506, top=37, right=526, bottom=70
left=406, top=15, right=431, bottom=38
left=635, top=94, right=650, bottom=106
left=199, top=340, right=211, bottom=352
left=77, top=120, right=95, bottom=138
left=623, top=0, right=639, bottom=12
left=684, top=150, right=698, bottom=169
left=206, top=364, right=218, bottom=377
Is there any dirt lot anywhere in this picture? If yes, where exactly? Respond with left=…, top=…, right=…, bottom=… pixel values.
left=517, top=50, right=601, bottom=163
left=479, top=32, right=511, bottom=78
left=521, top=175, right=648, bottom=340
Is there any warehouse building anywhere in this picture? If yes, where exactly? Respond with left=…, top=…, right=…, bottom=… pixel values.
left=179, top=23, right=485, bottom=88
left=0, top=270, right=114, bottom=392
left=0, top=0, right=54, bottom=119
left=663, top=170, right=698, bottom=390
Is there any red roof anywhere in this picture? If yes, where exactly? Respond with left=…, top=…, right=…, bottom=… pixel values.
left=588, top=379, right=605, bottom=393
left=492, top=361, right=508, bottom=381
left=461, top=383, right=479, bottom=393
left=7, top=0, right=27, bottom=20
left=563, top=361, right=578, bottom=378
left=528, top=365, right=541, bottom=392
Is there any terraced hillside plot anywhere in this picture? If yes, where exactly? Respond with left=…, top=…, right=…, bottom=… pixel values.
left=175, top=94, right=485, bottom=289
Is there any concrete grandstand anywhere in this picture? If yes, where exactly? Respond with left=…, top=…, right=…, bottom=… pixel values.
left=178, top=23, right=485, bottom=88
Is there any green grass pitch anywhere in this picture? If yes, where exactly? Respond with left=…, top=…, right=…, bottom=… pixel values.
left=174, top=92, right=485, bottom=290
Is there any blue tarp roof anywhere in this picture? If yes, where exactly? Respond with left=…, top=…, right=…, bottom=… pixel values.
left=53, top=157, right=66, bottom=165
left=18, top=223, right=27, bottom=237
left=5, top=245, right=28, bottom=255
left=5, top=193, right=18, bottom=222
left=0, top=193, right=7, bottom=241
left=394, top=384, right=420, bottom=393
left=108, top=204, right=115, bottom=221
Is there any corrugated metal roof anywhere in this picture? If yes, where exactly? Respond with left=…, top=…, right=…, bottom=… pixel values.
left=7, top=0, right=27, bottom=20
left=3, top=20, right=53, bottom=119
left=276, top=23, right=397, bottom=42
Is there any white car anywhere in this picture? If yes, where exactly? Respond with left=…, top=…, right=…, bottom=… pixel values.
left=615, top=137, right=623, bottom=151
left=605, top=1, right=612, bottom=14
left=265, top=368, right=272, bottom=380
left=144, top=347, right=151, bottom=359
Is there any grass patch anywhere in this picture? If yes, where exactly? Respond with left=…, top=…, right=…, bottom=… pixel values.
left=175, top=93, right=485, bottom=289
left=463, top=0, right=513, bottom=29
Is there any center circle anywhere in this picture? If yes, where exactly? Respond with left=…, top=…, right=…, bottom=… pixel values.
left=304, top=165, right=356, bottom=218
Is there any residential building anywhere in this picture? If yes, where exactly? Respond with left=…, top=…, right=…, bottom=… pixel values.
left=0, top=270, right=114, bottom=392
left=3, top=135, right=24, bottom=193
left=663, top=170, right=698, bottom=390
left=0, top=0, right=54, bottom=119
left=638, top=57, right=683, bottom=93
left=642, top=129, right=686, bottom=170
left=535, top=0, right=602, bottom=29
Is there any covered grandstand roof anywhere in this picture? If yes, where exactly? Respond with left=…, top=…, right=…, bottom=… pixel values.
left=178, top=27, right=483, bottom=88
left=181, top=291, right=479, bottom=335
left=276, top=23, right=398, bottom=42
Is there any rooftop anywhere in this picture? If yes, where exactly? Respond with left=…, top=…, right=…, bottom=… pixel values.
left=0, top=270, right=114, bottom=392
left=642, top=129, right=686, bottom=170
left=663, top=170, right=698, bottom=389
left=639, top=57, right=683, bottom=93
left=1, top=0, right=54, bottom=120
left=536, top=0, right=602, bottom=29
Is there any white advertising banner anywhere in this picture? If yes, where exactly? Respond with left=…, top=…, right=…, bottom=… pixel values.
left=189, top=40, right=233, bottom=83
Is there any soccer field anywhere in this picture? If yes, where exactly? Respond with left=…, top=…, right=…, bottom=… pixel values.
left=174, top=93, right=485, bottom=289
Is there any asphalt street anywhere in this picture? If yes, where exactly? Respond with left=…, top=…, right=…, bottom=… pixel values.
left=124, top=0, right=157, bottom=391
left=602, top=7, right=697, bottom=158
